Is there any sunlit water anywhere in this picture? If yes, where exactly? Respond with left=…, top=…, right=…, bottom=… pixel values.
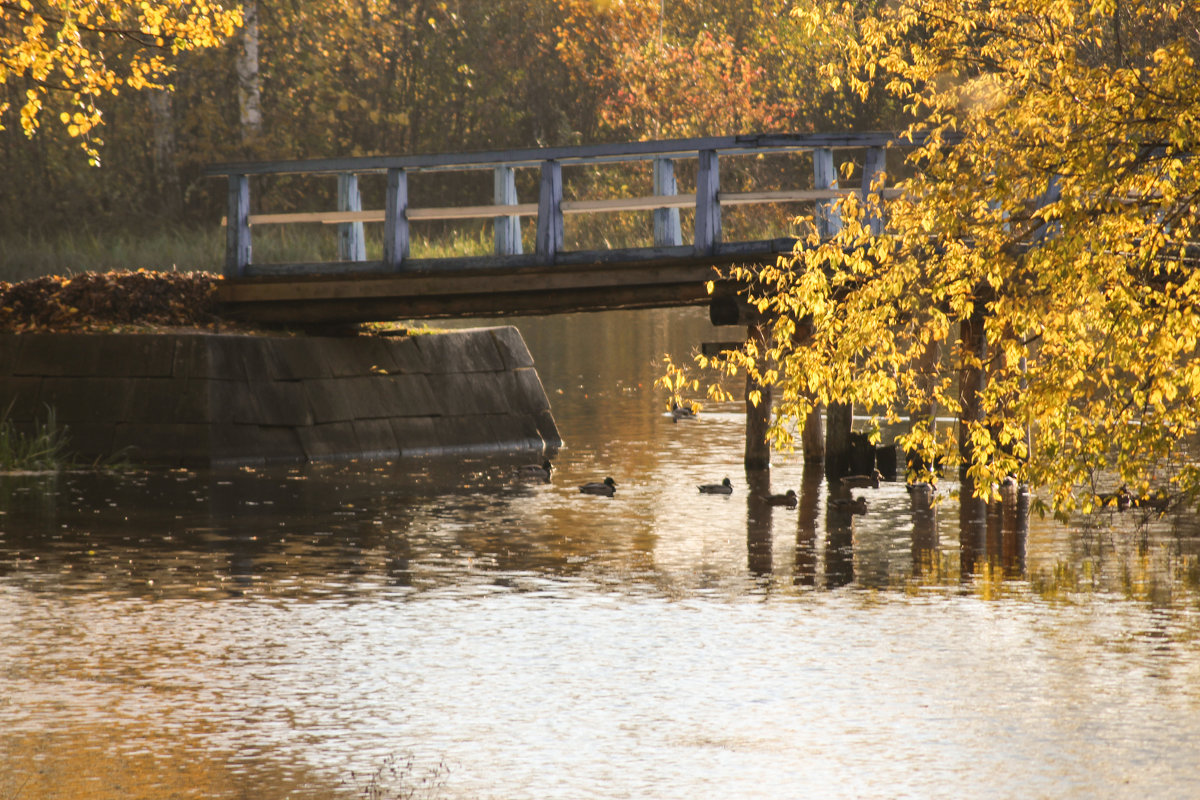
left=2, top=308, right=1200, bottom=799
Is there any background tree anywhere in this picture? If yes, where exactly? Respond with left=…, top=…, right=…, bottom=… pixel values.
left=0, top=0, right=241, bottom=163
left=707, top=0, right=1200, bottom=513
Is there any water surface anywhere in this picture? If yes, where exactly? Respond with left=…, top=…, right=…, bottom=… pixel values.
left=2, top=308, right=1199, bottom=799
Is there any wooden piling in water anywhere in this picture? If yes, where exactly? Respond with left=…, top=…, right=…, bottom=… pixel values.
left=824, top=401, right=853, bottom=480
left=744, top=324, right=772, bottom=471
left=957, top=307, right=987, bottom=480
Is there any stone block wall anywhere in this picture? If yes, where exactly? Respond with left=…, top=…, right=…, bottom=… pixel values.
left=0, top=327, right=561, bottom=466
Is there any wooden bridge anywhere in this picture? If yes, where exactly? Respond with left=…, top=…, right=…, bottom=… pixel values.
left=208, top=132, right=909, bottom=324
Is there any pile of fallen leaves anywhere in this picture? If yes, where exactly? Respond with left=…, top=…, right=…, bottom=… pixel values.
left=0, top=270, right=221, bottom=333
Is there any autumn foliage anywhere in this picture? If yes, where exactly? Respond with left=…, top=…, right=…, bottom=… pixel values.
left=0, top=271, right=218, bottom=331
left=701, top=0, right=1200, bottom=512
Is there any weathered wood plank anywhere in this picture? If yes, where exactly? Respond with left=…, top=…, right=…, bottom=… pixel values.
left=695, top=149, right=721, bottom=255
left=813, top=148, right=843, bottom=238
left=653, top=157, right=682, bottom=247
left=493, top=165, right=522, bottom=256
left=535, top=160, right=563, bottom=265
left=337, top=173, right=366, bottom=262
left=221, top=282, right=720, bottom=323
left=205, top=131, right=912, bottom=177
left=225, top=174, right=251, bottom=279
left=228, top=259, right=731, bottom=303
left=862, top=147, right=888, bottom=236
left=234, top=190, right=853, bottom=228
left=382, top=168, right=409, bottom=271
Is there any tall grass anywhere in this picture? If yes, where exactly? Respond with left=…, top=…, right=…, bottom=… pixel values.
left=0, top=405, right=72, bottom=472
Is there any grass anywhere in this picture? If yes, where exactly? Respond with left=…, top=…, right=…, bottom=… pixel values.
left=0, top=224, right=501, bottom=282
left=0, top=405, right=72, bottom=472
left=0, top=207, right=804, bottom=283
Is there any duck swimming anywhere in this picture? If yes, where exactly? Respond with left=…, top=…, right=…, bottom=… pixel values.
left=516, top=459, right=553, bottom=482
left=671, top=401, right=697, bottom=421
left=580, top=477, right=617, bottom=497
left=841, top=469, right=881, bottom=489
left=698, top=477, right=733, bottom=494
left=766, top=489, right=798, bottom=507
left=829, top=496, right=868, bottom=515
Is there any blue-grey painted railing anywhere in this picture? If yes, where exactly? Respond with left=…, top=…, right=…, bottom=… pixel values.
left=207, top=132, right=916, bottom=280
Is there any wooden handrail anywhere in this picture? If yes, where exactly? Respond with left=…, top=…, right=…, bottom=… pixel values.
left=217, top=134, right=911, bottom=278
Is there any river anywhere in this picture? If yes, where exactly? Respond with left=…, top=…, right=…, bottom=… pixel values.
left=2, top=307, right=1199, bottom=799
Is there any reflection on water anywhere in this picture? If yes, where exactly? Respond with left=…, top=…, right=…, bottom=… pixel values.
left=3, top=308, right=1200, bottom=799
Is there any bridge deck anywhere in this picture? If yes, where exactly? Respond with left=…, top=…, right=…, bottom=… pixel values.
left=209, top=133, right=904, bottom=323
left=217, top=241, right=793, bottom=323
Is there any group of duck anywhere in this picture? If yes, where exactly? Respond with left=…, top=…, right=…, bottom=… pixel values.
left=518, top=458, right=883, bottom=511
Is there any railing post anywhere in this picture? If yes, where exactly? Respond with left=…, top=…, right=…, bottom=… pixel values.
left=653, top=156, right=681, bottom=247
left=861, top=147, right=887, bottom=236
left=383, top=167, right=409, bottom=271
left=694, top=149, right=721, bottom=255
left=813, top=147, right=842, bottom=238
left=535, top=159, right=563, bottom=265
left=225, top=173, right=251, bottom=278
left=337, top=172, right=366, bottom=262
left=493, top=165, right=523, bottom=256
left=1031, top=174, right=1062, bottom=245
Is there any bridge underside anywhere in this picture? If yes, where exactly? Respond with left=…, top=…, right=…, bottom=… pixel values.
left=217, top=241, right=794, bottom=324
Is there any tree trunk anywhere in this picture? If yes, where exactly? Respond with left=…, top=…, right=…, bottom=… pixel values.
left=148, top=89, right=181, bottom=217
left=236, top=0, right=263, bottom=147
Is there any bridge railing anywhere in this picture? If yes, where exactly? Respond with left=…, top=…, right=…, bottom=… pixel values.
left=206, top=133, right=907, bottom=280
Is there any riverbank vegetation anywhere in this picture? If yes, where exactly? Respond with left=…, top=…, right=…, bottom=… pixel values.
left=0, top=406, right=71, bottom=472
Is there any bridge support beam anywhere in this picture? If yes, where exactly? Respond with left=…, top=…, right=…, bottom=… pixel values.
left=745, top=323, right=772, bottom=471
left=494, top=165, right=522, bottom=256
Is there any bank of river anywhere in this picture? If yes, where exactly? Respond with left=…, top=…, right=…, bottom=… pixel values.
left=2, top=306, right=1199, bottom=799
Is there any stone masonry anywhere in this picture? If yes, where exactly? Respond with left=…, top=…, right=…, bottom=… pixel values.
left=0, top=327, right=561, bottom=466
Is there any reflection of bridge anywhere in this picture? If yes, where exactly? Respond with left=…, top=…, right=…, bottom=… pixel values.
left=207, top=133, right=905, bottom=324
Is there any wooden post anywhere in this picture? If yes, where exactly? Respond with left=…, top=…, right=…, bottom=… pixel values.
left=694, top=149, right=721, bottom=255
left=382, top=167, right=409, bottom=271
left=536, top=159, right=563, bottom=265
left=825, top=402, right=853, bottom=480
left=861, top=147, right=887, bottom=236
left=793, top=321, right=825, bottom=464
left=815, top=148, right=846, bottom=477
left=493, top=165, right=522, bottom=256
left=813, top=147, right=842, bottom=239
left=337, top=172, right=366, bottom=262
left=958, top=307, right=987, bottom=480
left=745, top=323, right=772, bottom=471
left=802, top=405, right=825, bottom=463
left=225, top=174, right=251, bottom=278
left=653, top=156, right=681, bottom=247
